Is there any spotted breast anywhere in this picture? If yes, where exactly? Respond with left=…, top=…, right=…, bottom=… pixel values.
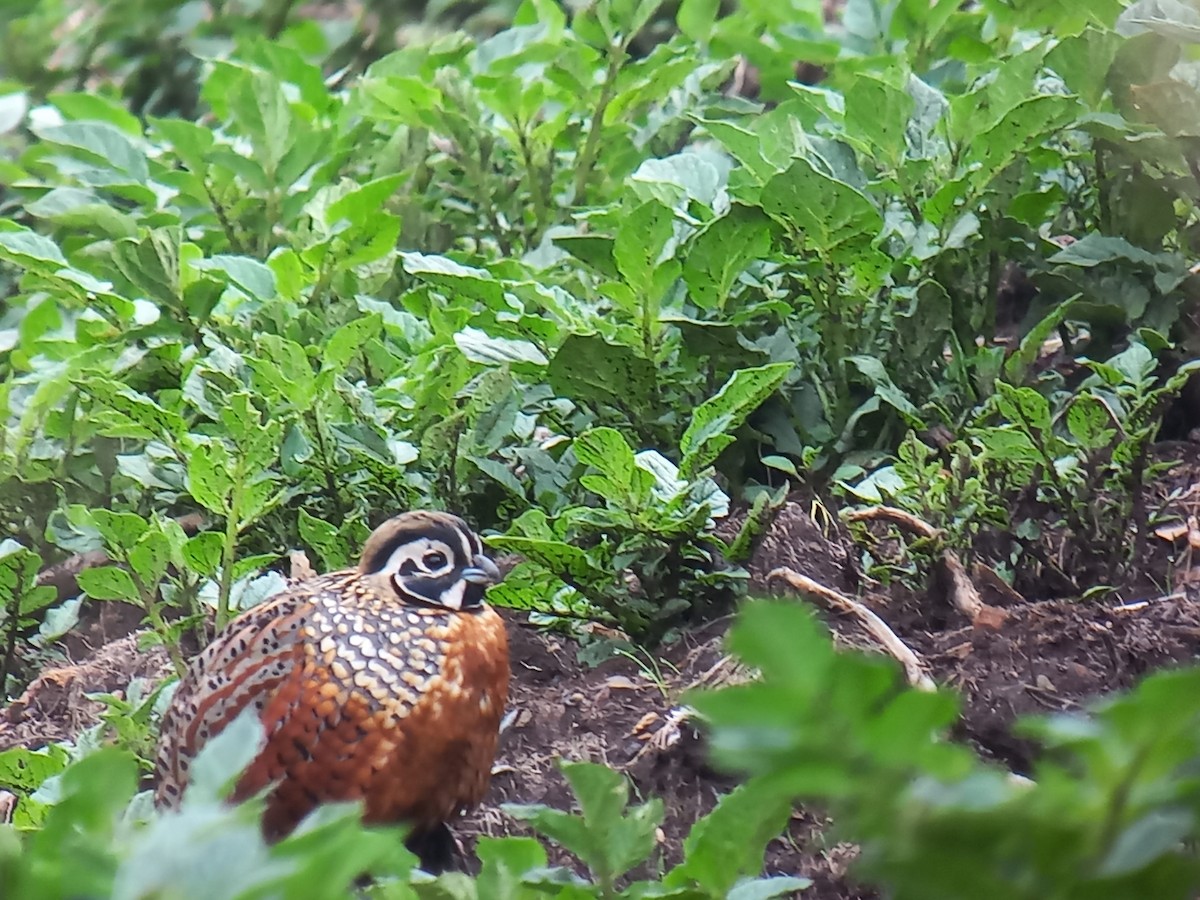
left=153, top=511, right=510, bottom=870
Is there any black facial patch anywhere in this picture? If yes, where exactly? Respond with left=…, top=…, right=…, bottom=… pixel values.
left=398, top=558, right=419, bottom=576
left=362, top=518, right=473, bottom=575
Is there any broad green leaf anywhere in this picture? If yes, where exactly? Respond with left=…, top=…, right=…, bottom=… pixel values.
left=251, top=335, right=316, bottom=408
left=196, top=255, right=276, bottom=303
left=762, top=159, right=882, bottom=253
left=323, top=314, right=382, bottom=374
left=112, top=227, right=182, bottom=309
left=32, top=120, right=149, bottom=183
left=504, top=761, right=662, bottom=885
left=574, top=427, right=653, bottom=507
left=485, top=536, right=610, bottom=590
left=89, top=509, right=149, bottom=550
left=226, top=68, right=296, bottom=178
left=187, top=441, right=234, bottom=515
left=298, top=510, right=352, bottom=571
left=666, top=782, right=795, bottom=894
left=129, top=528, right=172, bottom=588
left=50, top=92, right=142, bottom=135
left=547, top=333, right=656, bottom=413
left=401, top=253, right=504, bottom=306
left=614, top=201, right=674, bottom=295
left=77, top=566, right=140, bottom=603
left=846, top=73, right=914, bottom=166
left=183, top=532, right=225, bottom=578
left=681, top=363, right=792, bottom=479
left=1003, top=300, right=1076, bottom=384
left=184, top=707, right=266, bottom=803
left=455, top=327, right=549, bottom=367
left=81, top=379, right=187, bottom=439
left=965, top=94, right=1078, bottom=193
left=0, top=745, right=69, bottom=793
left=845, top=356, right=922, bottom=425
left=327, top=174, right=407, bottom=227
left=683, top=205, right=772, bottom=310
left=0, top=229, right=67, bottom=270
left=677, top=0, right=719, bottom=41
left=1066, top=395, right=1117, bottom=450
left=995, top=383, right=1052, bottom=435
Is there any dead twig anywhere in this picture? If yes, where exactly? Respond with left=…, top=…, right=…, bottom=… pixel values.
left=768, top=567, right=936, bottom=692
left=845, top=506, right=1009, bottom=629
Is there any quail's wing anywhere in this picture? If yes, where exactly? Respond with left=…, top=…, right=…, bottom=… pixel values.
left=153, top=581, right=329, bottom=809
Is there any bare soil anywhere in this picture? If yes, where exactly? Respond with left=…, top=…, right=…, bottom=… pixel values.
left=5, top=445, right=1200, bottom=899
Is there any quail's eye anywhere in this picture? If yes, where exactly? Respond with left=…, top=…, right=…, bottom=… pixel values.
left=422, top=551, right=448, bottom=570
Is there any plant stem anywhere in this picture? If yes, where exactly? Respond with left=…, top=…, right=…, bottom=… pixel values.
left=310, top=407, right=345, bottom=520
left=573, top=43, right=627, bottom=203
left=514, top=117, right=550, bottom=246
left=132, top=572, right=187, bottom=677
left=264, top=0, right=297, bottom=39
left=216, top=472, right=244, bottom=629
left=0, top=602, right=19, bottom=692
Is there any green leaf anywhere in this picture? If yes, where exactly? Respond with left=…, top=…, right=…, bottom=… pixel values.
left=129, top=528, right=172, bottom=587
left=680, top=363, right=792, bottom=479
left=49, top=92, right=142, bottom=135
left=251, top=335, right=316, bottom=408
left=485, top=536, right=611, bottom=590
left=226, top=68, right=296, bottom=178
left=196, top=255, right=277, bottom=302
left=762, top=159, right=882, bottom=254
left=323, top=314, right=382, bottom=374
left=298, top=510, right=352, bottom=571
left=1066, top=395, right=1116, bottom=450
left=574, top=427, right=653, bottom=507
left=845, top=356, right=922, bottom=425
left=89, top=509, right=149, bottom=550
left=401, top=253, right=504, bottom=306
left=614, top=201, right=675, bottom=295
left=0, top=228, right=67, bottom=271
left=183, top=532, right=224, bottom=578
left=1003, top=300, right=1075, bottom=384
left=965, top=94, right=1078, bottom=193
left=327, top=174, right=407, bottom=227
left=31, top=120, right=149, bottom=183
left=503, top=761, right=662, bottom=886
left=112, top=227, right=182, bottom=309
left=995, top=382, right=1052, bottom=435
left=683, top=205, right=772, bottom=310
left=455, top=327, right=549, bottom=367
left=0, top=745, right=68, bottom=793
left=547, top=333, right=656, bottom=413
left=677, top=0, right=719, bottom=42
left=666, top=782, right=795, bottom=894
left=184, top=707, right=266, bottom=803
left=845, top=73, right=914, bottom=166
left=77, top=566, right=140, bottom=603
left=187, top=441, right=234, bottom=515
left=81, top=379, right=187, bottom=440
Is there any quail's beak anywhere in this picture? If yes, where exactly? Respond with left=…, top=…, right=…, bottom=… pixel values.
left=462, top=554, right=502, bottom=585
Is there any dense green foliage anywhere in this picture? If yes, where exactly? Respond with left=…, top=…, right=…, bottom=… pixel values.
left=4, top=0, right=1200, bottom=895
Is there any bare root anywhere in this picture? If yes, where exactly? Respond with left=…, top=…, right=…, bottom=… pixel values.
left=768, top=567, right=936, bottom=692
left=846, top=506, right=1009, bottom=629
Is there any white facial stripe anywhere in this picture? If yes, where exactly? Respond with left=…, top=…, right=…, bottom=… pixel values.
left=379, top=537, right=457, bottom=577
left=439, top=580, right=467, bottom=611
left=454, top=527, right=473, bottom=565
